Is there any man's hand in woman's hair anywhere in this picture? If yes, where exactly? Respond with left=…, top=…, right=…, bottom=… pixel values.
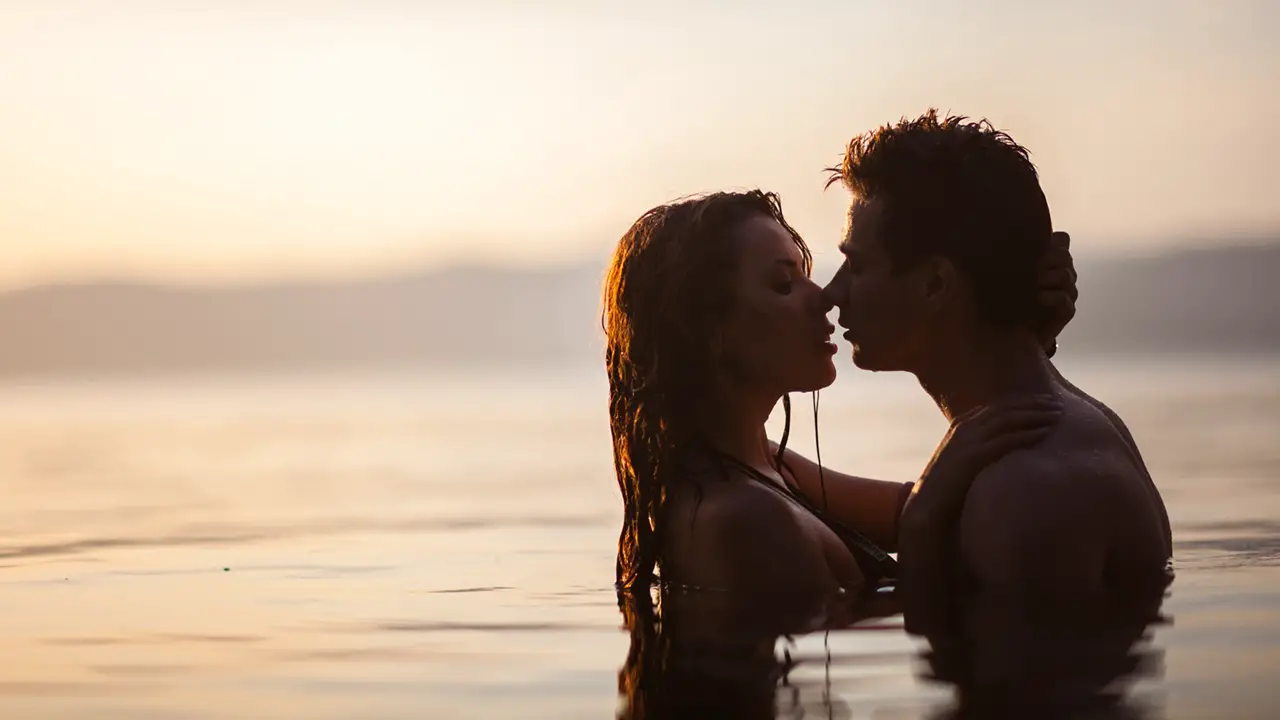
left=1036, top=231, right=1078, bottom=356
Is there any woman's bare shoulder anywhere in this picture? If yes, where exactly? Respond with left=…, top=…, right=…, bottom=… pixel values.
left=663, top=475, right=837, bottom=596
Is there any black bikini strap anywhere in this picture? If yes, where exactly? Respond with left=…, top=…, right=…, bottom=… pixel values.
left=703, top=447, right=898, bottom=579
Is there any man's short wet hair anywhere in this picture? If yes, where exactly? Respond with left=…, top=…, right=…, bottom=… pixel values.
left=827, top=109, right=1052, bottom=328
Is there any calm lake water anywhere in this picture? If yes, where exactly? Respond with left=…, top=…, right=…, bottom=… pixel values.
left=1, top=355, right=1277, bottom=718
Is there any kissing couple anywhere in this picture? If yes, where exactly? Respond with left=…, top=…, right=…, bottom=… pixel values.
left=605, top=110, right=1172, bottom=715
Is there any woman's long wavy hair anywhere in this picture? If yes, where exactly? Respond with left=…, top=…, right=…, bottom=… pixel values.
left=602, top=190, right=812, bottom=590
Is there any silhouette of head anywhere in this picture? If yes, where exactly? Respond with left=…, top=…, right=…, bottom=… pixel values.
left=602, top=190, right=834, bottom=589
left=822, top=109, right=1053, bottom=372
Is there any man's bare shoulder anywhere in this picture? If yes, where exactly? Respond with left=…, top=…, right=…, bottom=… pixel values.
left=966, top=393, right=1146, bottom=513
left=957, top=427, right=1116, bottom=592
left=959, top=392, right=1168, bottom=583
left=961, top=447, right=1092, bottom=536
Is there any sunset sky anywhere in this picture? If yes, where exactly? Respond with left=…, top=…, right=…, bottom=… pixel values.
left=2, top=0, right=1277, bottom=288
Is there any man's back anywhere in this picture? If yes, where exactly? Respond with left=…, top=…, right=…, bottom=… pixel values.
left=947, top=372, right=1172, bottom=705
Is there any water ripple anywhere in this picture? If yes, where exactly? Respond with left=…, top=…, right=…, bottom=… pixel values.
left=0, top=513, right=608, bottom=562
left=372, top=620, right=607, bottom=633
left=1175, top=519, right=1280, bottom=568
left=429, top=585, right=514, bottom=594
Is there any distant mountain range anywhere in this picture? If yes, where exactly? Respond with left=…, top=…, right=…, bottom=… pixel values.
left=1068, top=242, right=1278, bottom=355
left=0, top=242, right=1275, bottom=378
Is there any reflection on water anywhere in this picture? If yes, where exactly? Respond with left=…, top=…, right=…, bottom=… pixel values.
left=0, top=357, right=1277, bottom=718
left=919, top=567, right=1173, bottom=718
left=617, top=572, right=1171, bottom=720
left=617, top=582, right=912, bottom=720
left=617, top=588, right=785, bottom=719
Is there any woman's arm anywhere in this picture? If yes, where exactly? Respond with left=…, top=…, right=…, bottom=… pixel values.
left=770, top=442, right=914, bottom=552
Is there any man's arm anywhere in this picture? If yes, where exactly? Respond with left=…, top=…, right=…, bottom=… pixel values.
left=772, top=442, right=913, bottom=551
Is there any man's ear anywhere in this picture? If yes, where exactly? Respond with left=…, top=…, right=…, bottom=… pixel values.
left=917, top=255, right=958, bottom=312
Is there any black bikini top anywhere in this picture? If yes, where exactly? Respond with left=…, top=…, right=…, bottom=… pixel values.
left=706, top=448, right=899, bottom=587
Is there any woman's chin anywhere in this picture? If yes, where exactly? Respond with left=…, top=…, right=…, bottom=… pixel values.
left=792, top=363, right=837, bottom=393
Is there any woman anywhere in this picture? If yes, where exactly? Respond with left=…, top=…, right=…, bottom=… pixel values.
left=602, top=190, right=1073, bottom=604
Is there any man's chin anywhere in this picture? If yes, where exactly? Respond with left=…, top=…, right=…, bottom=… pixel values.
left=852, top=352, right=908, bottom=374
left=850, top=351, right=893, bottom=373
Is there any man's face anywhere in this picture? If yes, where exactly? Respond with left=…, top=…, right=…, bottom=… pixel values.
left=822, top=197, right=932, bottom=372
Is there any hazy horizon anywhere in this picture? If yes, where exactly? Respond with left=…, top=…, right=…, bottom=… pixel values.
left=3, top=0, right=1278, bottom=289
left=0, top=232, right=1273, bottom=294
left=1, top=242, right=1275, bottom=379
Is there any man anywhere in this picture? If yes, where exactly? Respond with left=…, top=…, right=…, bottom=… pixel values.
left=819, top=110, right=1172, bottom=709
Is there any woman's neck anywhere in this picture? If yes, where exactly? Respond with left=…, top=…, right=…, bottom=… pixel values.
left=696, top=387, right=779, bottom=472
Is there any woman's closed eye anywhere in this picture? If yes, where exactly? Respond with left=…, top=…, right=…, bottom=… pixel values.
left=771, top=278, right=794, bottom=295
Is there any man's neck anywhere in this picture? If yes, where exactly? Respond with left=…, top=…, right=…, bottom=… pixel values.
left=916, top=330, right=1054, bottom=423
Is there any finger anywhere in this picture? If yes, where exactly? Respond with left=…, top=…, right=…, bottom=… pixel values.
left=989, top=396, right=1066, bottom=415
left=1041, top=238, right=1074, bottom=264
left=1041, top=236, right=1077, bottom=283
left=984, top=413, right=1063, bottom=438
left=975, top=408, right=1063, bottom=435
left=978, top=394, right=1063, bottom=414
left=980, top=427, right=1055, bottom=459
left=1038, top=289, right=1075, bottom=307
left=1050, top=231, right=1070, bottom=250
left=1041, top=243, right=1070, bottom=265
left=953, top=429, right=1055, bottom=474
left=1037, top=266, right=1074, bottom=290
left=953, top=396, right=1062, bottom=432
left=952, top=402, right=991, bottom=425
left=1038, top=250, right=1068, bottom=277
left=1044, top=282, right=1080, bottom=304
left=1038, top=292, right=1077, bottom=320
left=1001, top=407, right=1062, bottom=426
left=956, top=415, right=1059, bottom=449
left=981, top=426, right=1056, bottom=454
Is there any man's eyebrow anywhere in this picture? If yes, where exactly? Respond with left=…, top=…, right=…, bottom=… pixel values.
left=773, top=258, right=801, bottom=269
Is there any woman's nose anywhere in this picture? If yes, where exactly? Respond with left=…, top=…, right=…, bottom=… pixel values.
left=812, top=281, right=836, bottom=314
left=816, top=281, right=838, bottom=314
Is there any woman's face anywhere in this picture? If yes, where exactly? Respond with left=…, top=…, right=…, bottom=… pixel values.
left=715, top=215, right=837, bottom=396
